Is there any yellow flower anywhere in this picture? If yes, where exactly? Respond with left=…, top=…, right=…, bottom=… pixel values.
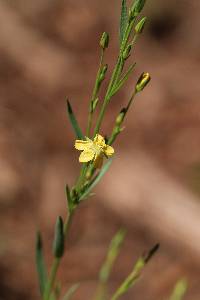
left=75, top=134, right=114, bottom=168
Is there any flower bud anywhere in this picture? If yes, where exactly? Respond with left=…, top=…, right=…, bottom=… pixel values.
left=99, top=64, right=108, bottom=82
left=132, top=0, right=146, bottom=16
left=135, top=17, right=147, bottom=34
left=122, top=45, right=132, bottom=60
left=135, top=72, right=151, bottom=92
left=100, top=32, right=109, bottom=49
left=53, top=216, right=64, bottom=258
left=115, top=108, right=126, bottom=125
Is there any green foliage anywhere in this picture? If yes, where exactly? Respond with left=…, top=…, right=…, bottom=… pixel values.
left=62, top=283, right=80, bottom=300
left=34, top=1, right=165, bottom=300
left=35, top=232, right=48, bottom=296
left=66, top=185, right=76, bottom=214
left=131, top=0, right=146, bottom=15
left=79, top=159, right=113, bottom=201
left=120, top=0, right=128, bottom=45
left=110, top=244, right=159, bottom=300
left=110, top=63, right=136, bottom=97
left=66, top=100, right=84, bottom=140
left=95, top=230, right=126, bottom=300
left=169, top=279, right=188, bottom=300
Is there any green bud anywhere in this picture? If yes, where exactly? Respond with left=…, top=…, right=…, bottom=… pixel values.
left=100, top=32, right=109, bottom=49
left=135, top=17, right=147, bottom=34
left=53, top=216, right=64, bottom=258
left=122, top=45, right=132, bottom=60
left=132, top=0, right=146, bottom=16
left=116, top=108, right=126, bottom=125
left=135, top=72, right=151, bottom=92
left=99, top=64, right=108, bottom=82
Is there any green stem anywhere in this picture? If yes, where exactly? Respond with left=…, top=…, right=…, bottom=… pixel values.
left=93, top=19, right=136, bottom=136
left=108, top=91, right=137, bottom=145
left=87, top=49, right=104, bottom=137
left=43, top=213, right=73, bottom=300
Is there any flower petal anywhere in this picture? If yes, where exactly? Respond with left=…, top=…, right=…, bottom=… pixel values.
left=79, top=150, right=95, bottom=163
left=94, top=134, right=105, bottom=146
left=75, top=140, right=92, bottom=151
left=104, top=145, right=114, bottom=156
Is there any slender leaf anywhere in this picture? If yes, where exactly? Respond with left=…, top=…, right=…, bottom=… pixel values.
left=120, top=0, right=128, bottom=45
left=79, top=159, right=113, bottom=200
left=110, top=63, right=136, bottom=97
left=110, top=244, right=159, bottom=300
left=66, top=100, right=84, bottom=139
left=95, top=230, right=126, bottom=300
left=169, top=279, right=187, bottom=300
left=35, top=231, right=48, bottom=296
left=62, top=283, right=79, bottom=300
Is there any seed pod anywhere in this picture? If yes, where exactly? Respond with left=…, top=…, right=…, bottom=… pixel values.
left=53, top=216, right=64, bottom=258
left=135, top=17, right=147, bottom=34
left=100, top=32, right=109, bottom=49
left=135, top=72, right=151, bottom=92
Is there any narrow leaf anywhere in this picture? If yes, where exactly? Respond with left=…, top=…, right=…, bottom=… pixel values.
left=120, top=0, right=128, bottom=45
left=35, top=231, right=48, bottom=296
left=110, top=243, right=159, bottom=300
left=169, top=279, right=187, bottom=300
left=110, top=63, right=136, bottom=97
left=62, top=283, right=80, bottom=300
left=66, top=100, right=84, bottom=140
left=95, top=230, right=126, bottom=300
left=79, top=159, right=113, bottom=201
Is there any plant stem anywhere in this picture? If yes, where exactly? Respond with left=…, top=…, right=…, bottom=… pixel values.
left=43, top=213, right=73, bottom=300
left=108, top=91, right=136, bottom=145
left=93, top=19, right=136, bottom=136
left=87, top=49, right=104, bottom=137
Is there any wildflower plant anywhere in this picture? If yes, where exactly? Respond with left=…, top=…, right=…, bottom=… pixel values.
left=35, top=1, right=187, bottom=300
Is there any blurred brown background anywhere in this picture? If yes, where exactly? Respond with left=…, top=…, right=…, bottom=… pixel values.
left=0, top=0, right=200, bottom=299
